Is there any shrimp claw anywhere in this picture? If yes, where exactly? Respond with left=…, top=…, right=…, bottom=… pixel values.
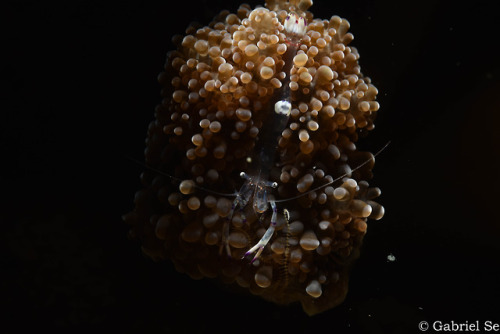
left=243, top=200, right=278, bottom=263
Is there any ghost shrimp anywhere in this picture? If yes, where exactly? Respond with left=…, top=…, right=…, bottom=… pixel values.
left=219, top=13, right=308, bottom=262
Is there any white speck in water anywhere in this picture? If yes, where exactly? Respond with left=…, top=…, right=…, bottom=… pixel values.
left=387, top=253, right=396, bottom=262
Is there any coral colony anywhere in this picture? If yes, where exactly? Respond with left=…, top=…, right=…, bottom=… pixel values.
left=124, top=0, right=383, bottom=315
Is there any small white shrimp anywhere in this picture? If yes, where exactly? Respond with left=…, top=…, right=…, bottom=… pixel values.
left=218, top=13, right=308, bottom=262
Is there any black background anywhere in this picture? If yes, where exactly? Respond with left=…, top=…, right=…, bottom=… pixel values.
left=2, top=0, right=500, bottom=333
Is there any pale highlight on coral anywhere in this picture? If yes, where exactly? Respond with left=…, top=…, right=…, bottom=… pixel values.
left=124, top=0, right=384, bottom=316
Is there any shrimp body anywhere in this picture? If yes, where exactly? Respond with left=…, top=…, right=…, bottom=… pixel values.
left=226, top=13, right=307, bottom=262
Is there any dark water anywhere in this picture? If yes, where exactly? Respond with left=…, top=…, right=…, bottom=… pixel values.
left=3, top=0, right=499, bottom=333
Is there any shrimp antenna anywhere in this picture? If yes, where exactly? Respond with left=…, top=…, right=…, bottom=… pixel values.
left=125, top=155, right=238, bottom=198
left=274, top=141, right=391, bottom=203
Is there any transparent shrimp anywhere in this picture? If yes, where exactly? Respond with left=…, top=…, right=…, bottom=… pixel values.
left=221, top=13, right=308, bottom=262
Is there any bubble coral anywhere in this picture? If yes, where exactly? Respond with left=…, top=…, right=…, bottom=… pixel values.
left=124, top=0, right=384, bottom=316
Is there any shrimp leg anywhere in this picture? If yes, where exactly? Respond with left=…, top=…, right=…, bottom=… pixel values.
left=220, top=178, right=253, bottom=257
